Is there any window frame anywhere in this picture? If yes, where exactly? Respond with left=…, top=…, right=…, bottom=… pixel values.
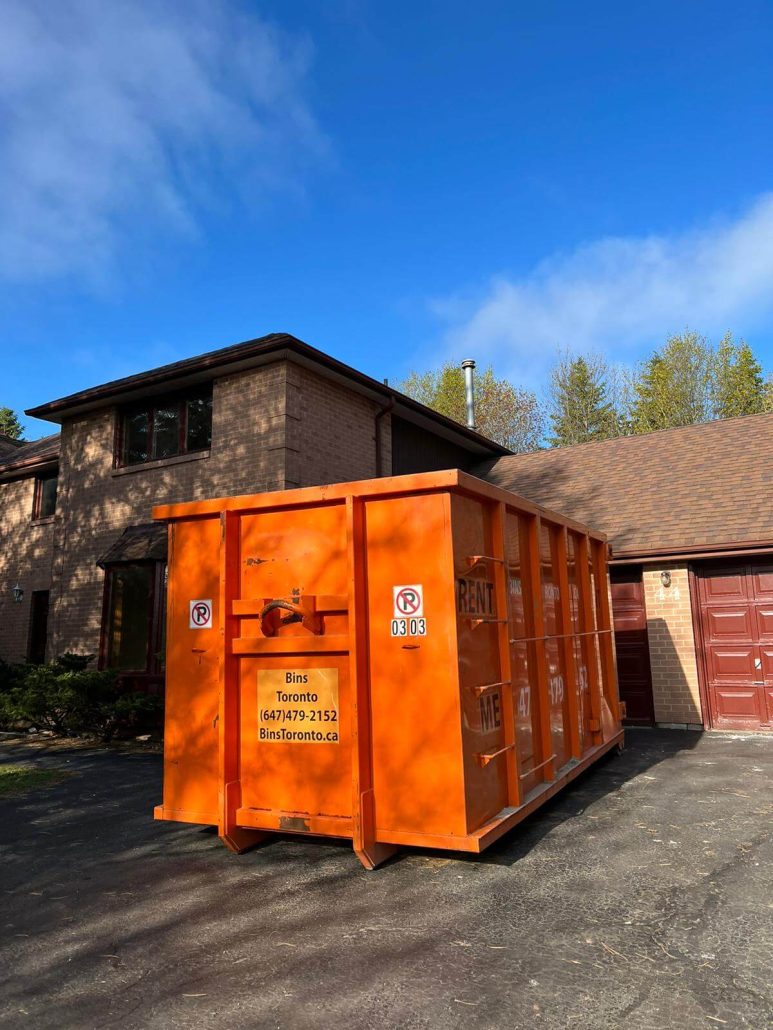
left=99, top=561, right=167, bottom=675
left=114, top=386, right=213, bottom=469
left=32, top=469, right=58, bottom=520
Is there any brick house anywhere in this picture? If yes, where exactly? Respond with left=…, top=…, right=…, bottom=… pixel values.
left=0, top=333, right=506, bottom=684
left=477, top=412, right=773, bottom=732
left=4, top=334, right=771, bottom=734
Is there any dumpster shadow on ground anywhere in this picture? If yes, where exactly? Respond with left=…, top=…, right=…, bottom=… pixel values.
left=388, top=727, right=704, bottom=870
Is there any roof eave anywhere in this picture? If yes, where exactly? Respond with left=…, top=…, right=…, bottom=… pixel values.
left=25, top=333, right=509, bottom=458
left=0, top=454, right=59, bottom=479
left=610, top=538, right=773, bottom=564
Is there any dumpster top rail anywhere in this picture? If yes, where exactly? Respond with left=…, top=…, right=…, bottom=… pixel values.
left=153, top=468, right=609, bottom=545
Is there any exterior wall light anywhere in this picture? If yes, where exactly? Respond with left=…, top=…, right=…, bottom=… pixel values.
left=660, top=571, right=671, bottom=588
left=12, top=584, right=24, bottom=603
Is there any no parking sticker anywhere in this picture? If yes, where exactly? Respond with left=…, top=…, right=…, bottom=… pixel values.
left=189, top=599, right=213, bottom=629
left=393, top=585, right=423, bottom=618
left=391, top=585, right=427, bottom=638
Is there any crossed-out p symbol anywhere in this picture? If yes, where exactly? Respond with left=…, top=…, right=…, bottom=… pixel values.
left=189, top=599, right=213, bottom=629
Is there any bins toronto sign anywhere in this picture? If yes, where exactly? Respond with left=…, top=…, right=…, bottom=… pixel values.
left=257, top=669, right=340, bottom=744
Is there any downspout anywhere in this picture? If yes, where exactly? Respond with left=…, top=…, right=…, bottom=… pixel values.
left=374, top=395, right=395, bottom=477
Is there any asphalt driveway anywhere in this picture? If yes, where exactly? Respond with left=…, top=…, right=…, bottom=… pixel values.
left=1, top=729, right=772, bottom=1029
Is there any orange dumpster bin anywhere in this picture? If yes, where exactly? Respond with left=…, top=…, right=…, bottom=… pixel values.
left=153, top=469, right=623, bottom=869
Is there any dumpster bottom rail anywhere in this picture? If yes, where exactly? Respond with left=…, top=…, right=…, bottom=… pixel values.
left=375, top=731, right=624, bottom=854
left=154, top=731, right=624, bottom=865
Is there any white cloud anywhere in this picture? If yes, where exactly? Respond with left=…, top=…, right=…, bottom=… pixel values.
left=0, top=0, right=324, bottom=283
left=431, top=194, right=773, bottom=383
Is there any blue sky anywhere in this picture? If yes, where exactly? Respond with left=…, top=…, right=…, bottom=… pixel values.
left=3, top=0, right=773, bottom=437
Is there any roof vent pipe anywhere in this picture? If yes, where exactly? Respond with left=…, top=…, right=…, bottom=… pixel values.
left=461, top=359, right=476, bottom=430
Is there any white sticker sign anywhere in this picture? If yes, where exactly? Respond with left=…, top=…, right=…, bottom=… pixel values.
left=393, top=584, right=423, bottom=618
left=391, top=617, right=427, bottom=638
left=189, top=599, right=213, bottom=629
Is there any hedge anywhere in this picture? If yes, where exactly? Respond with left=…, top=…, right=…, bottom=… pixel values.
left=0, top=654, right=162, bottom=741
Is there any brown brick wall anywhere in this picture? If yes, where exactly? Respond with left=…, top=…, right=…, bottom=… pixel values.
left=0, top=477, right=55, bottom=662
left=287, top=362, right=389, bottom=487
left=642, top=563, right=703, bottom=727
left=1, top=358, right=442, bottom=665
left=48, top=361, right=293, bottom=657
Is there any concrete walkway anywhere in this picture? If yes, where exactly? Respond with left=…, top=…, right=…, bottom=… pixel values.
left=1, top=729, right=772, bottom=1029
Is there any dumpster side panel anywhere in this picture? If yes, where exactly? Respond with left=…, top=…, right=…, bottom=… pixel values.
left=161, top=517, right=221, bottom=824
left=450, top=493, right=509, bottom=833
left=539, top=521, right=573, bottom=772
left=505, top=510, right=543, bottom=793
left=567, top=532, right=595, bottom=753
left=366, top=492, right=467, bottom=838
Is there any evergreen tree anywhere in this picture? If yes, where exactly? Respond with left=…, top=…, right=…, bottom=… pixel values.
left=629, top=330, right=714, bottom=432
left=0, top=407, right=24, bottom=440
left=712, top=333, right=766, bottom=418
left=547, top=354, right=616, bottom=447
left=400, top=363, right=543, bottom=453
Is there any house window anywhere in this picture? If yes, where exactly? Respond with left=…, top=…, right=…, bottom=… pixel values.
left=33, top=471, right=58, bottom=519
left=102, top=563, right=166, bottom=673
left=117, top=387, right=213, bottom=467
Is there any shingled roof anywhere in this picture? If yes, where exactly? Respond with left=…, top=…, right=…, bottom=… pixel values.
left=476, top=412, right=773, bottom=560
left=0, top=433, right=60, bottom=477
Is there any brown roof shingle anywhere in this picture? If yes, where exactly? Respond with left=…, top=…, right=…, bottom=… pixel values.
left=476, top=412, right=773, bottom=559
left=0, top=433, right=60, bottom=476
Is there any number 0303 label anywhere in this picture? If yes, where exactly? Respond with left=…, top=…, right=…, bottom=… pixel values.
left=390, top=617, right=427, bottom=637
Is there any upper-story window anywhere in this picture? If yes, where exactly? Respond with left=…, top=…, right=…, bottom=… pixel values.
left=33, top=471, right=58, bottom=519
left=117, top=387, right=213, bottom=467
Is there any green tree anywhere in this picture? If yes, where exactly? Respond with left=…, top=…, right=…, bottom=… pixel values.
left=547, top=353, right=617, bottom=446
left=629, top=330, right=714, bottom=433
left=0, top=407, right=23, bottom=440
left=400, top=363, right=543, bottom=453
left=712, top=333, right=766, bottom=418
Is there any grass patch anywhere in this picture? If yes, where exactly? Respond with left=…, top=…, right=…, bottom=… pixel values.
left=0, top=764, right=69, bottom=796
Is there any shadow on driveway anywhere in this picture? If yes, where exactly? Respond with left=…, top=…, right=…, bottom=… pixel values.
left=1, top=729, right=772, bottom=1029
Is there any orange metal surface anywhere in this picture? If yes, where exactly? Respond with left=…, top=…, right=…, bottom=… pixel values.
left=153, top=469, right=624, bottom=868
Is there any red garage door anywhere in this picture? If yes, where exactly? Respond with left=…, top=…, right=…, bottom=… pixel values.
left=610, top=567, right=655, bottom=725
left=696, top=561, right=773, bottom=731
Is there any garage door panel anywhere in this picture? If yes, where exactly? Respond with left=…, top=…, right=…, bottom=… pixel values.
left=615, top=641, right=650, bottom=681
left=713, top=688, right=762, bottom=723
left=707, top=645, right=756, bottom=681
left=698, top=559, right=773, bottom=732
left=751, top=567, right=773, bottom=599
left=612, top=581, right=644, bottom=605
left=704, top=607, right=754, bottom=641
left=610, top=569, right=654, bottom=725
left=700, top=570, right=749, bottom=602
left=755, top=605, right=773, bottom=640
left=613, top=611, right=645, bottom=633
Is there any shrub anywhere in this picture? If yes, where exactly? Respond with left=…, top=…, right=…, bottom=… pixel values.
left=0, top=656, right=163, bottom=741
left=53, top=652, right=96, bottom=672
left=0, top=658, right=24, bottom=695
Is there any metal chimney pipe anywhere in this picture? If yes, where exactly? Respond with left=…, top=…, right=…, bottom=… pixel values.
left=461, top=359, right=476, bottom=430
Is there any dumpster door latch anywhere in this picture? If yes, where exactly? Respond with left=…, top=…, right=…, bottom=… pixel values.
left=259, top=596, right=322, bottom=637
